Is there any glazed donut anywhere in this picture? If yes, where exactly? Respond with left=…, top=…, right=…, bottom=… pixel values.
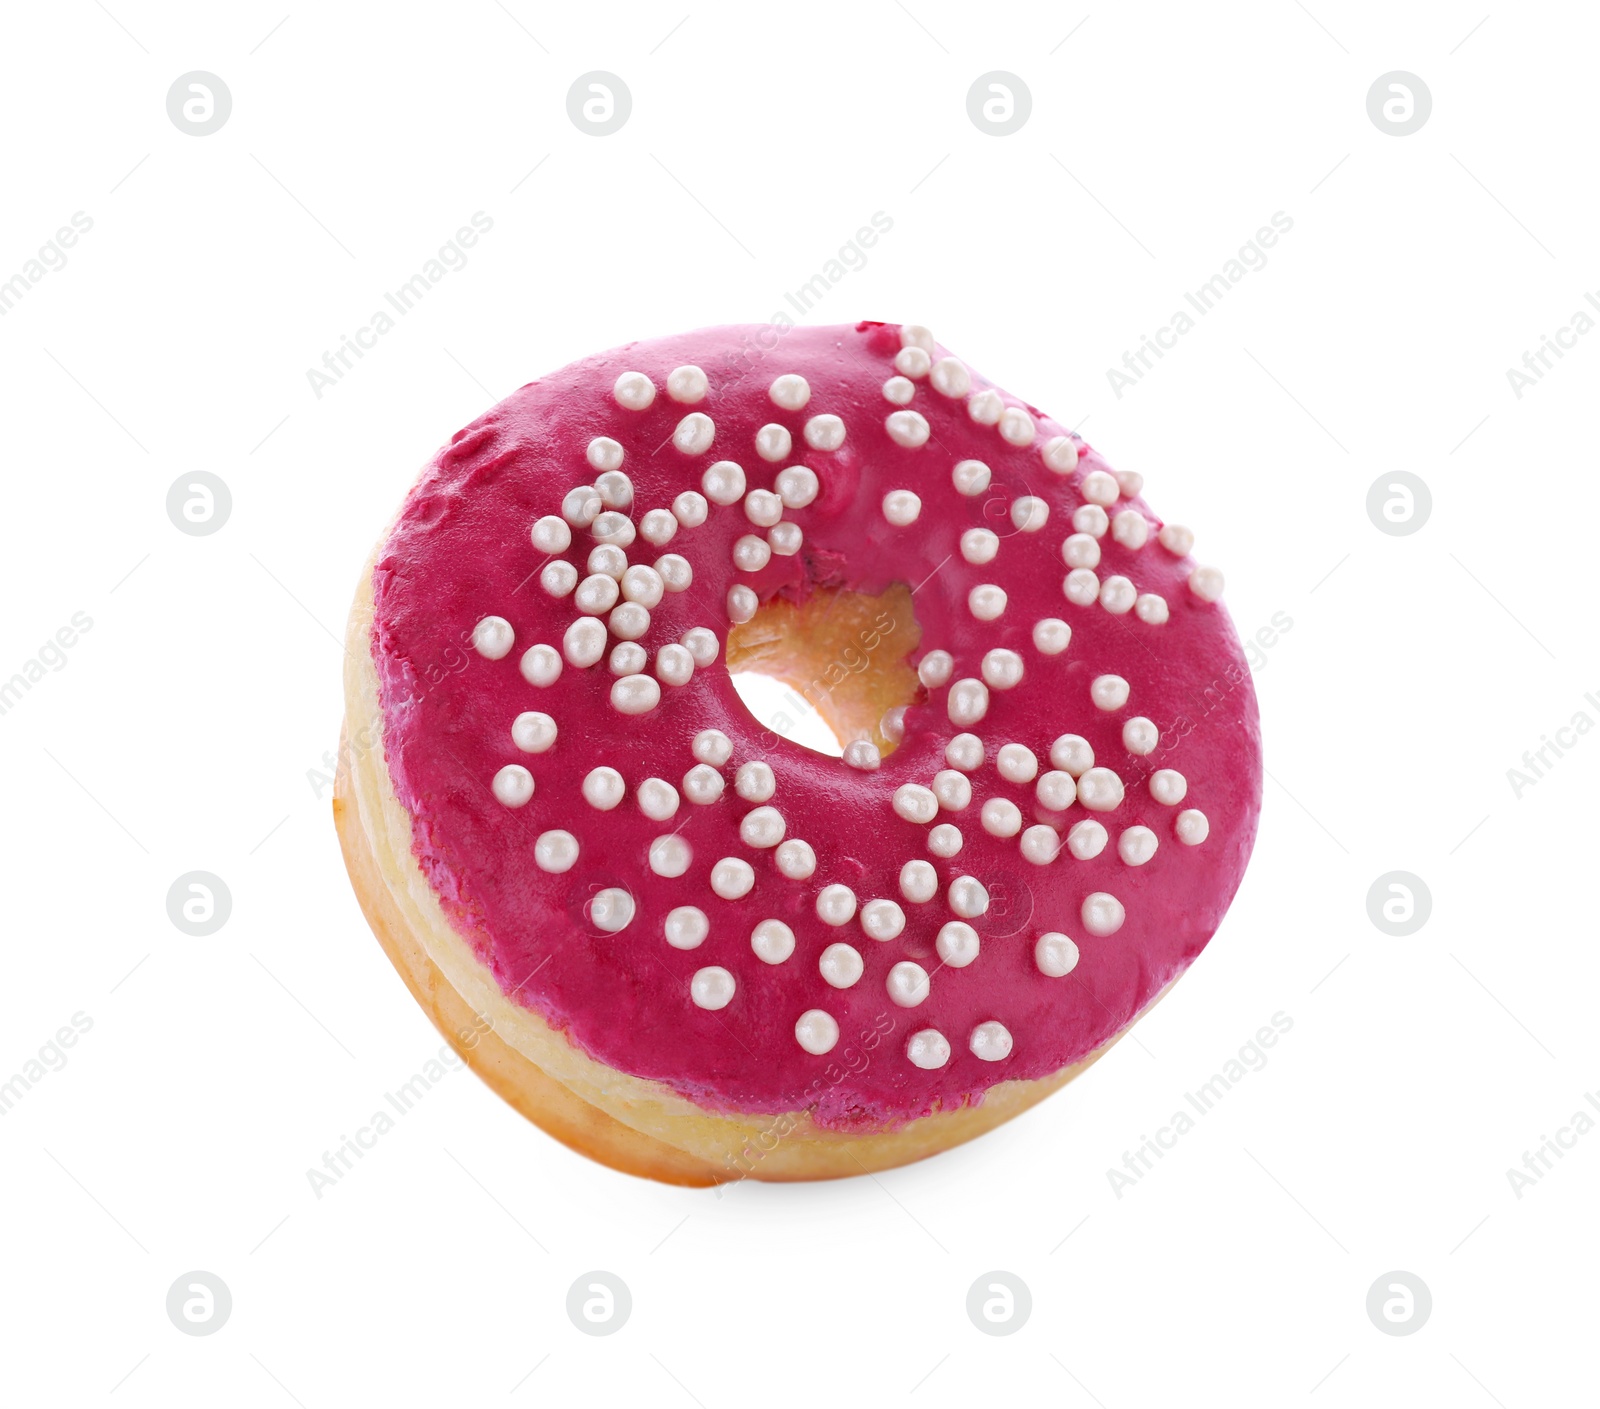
left=335, top=321, right=1262, bottom=1186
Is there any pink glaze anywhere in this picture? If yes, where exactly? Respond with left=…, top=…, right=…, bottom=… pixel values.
left=369, top=323, right=1262, bottom=1129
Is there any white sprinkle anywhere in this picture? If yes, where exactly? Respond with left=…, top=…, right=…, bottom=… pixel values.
left=710, top=857, right=755, bottom=900
left=929, top=357, right=970, bottom=397
left=1091, top=675, right=1130, bottom=711
left=582, top=766, right=625, bottom=810
left=1073, top=503, right=1110, bottom=537
left=1011, top=496, right=1049, bottom=532
left=1111, top=510, right=1149, bottom=550
left=1035, top=770, right=1076, bottom=811
left=665, top=906, right=709, bottom=949
left=967, top=388, right=1004, bottom=425
left=885, top=410, right=930, bottom=448
left=735, top=761, right=775, bottom=803
left=610, top=673, right=660, bottom=715
left=587, top=438, right=625, bottom=474
left=656, top=553, right=693, bottom=593
left=917, top=650, right=954, bottom=689
left=608, top=602, right=651, bottom=641
left=886, top=961, right=930, bottom=1008
left=860, top=898, right=906, bottom=941
left=1176, top=809, right=1210, bottom=845
left=726, top=585, right=758, bottom=624
left=882, top=375, right=916, bottom=405
left=541, top=560, right=578, bottom=598
left=732, top=534, right=772, bottom=573
left=693, top=730, right=732, bottom=766
left=775, top=838, right=816, bottom=880
left=639, top=509, right=678, bottom=546
left=1081, top=470, right=1119, bottom=506
left=683, top=763, right=724, bottom=804
left=937, top=921, right=981, bottom=968
left=511, top=711, right=557, bottom=754
left=1117, top=469, right=1145, bottom=497
left=952, top=459, right=992, bottom=496
left=1050, top=734, right=1094, bottom=776
left=740, top=805, right=786, bottom=848
left=1076, top=767, right=1125, bottom=812
left=1067, top=819, right=1109, bottom=860
left=1035, top=932, right=1080, bottom=977
left=947, top=678, right=990, bottom=727
left=892, top=783, right=938, bottom=825
left=691, top=966, right=735, bottom=1010
left=819, top=942, right=864, bottom=989
left=637, top=777, right=679, bottom=821
left=894, top=345, right=931, bottom=378
left=1158, top=523, right=1194, bottom=555
left=613, top=370, right=656, bottom=410
left=1033, top=617, right=1072, bottom=655
left=882, top=489, right=922, bottom=525
left=1081, top=891, right=1125, bottom=936
left=932, top=769, right=972, bottom=811
left=981, top=649, right=1024, bottom=690
left=574, top=573, right=620, bottom=615
left=1189, top=565, right=1225, bottom=602
left=673, top=412, right=715, bottom=456
left=961, top=528, right=999, bottom=565
left=754, top=424, right=792, bottom=465
left=673, top=490, right=709, bottom=527
left=562, top=486, right=602, bottom=527
left=1135, top=593, right=1170, bottom=625
left=1064, top=568, right=1100, bottom=606
left=472, top=616, right=514, bottom=660
left=906, top=1028, right=951, bottom=1069
left=945, top=733, right=984, bottom=771
left=590, top=511, right=635, bottom=548
left=608, top=642, right=646, bottom=676
left=520, top=644, right=562, bottom=687
left=649, top=835, right=692, bottom=877
left=981, top=797, right=1023, bottom=837
left=1041, top=435, right=1079, bottom=474
left=751, top=918, right=796, bottom=964
left=1062, top=533, right=1101, bottom=570
left=1099, top=576, right=1137, bottom=614
left=998, top=406, right=1036, bottom=446
left=492, top=764, right=533, bottom=807
left=947, top=875, right=988, bottom=919
left=655, top=643, right=695, bottom=687
left=842, top=739, right=881, bottom=771
left=667, top=364, right=708, bottom=403
left=767, top=521, right=803, bottom=556
left=774, top=464, right=819, bottom=509
left=970, top=1021, right=1013, bottom=1061
left=701, top=460, right=744, bottom=506
left=531, top=515, right=571, bottom=554
left=1122, top=717, right=1159, bottom=755
left=744, top=489, right=783, bottom=527
left=563, top=617, right=607, bottom=668
left=1119, top=826, right=1159, bottom=866
left=900, top=859, right=937, bottom=904
left=620, top=564, right=665, bottom=608
left=770, top=374, right=810, bottom=410
left=816, top=883, right=857, bottom=925
left=795, top=1009, right=840, bottom=1055
left=1020, top=825, right=1060, bottom=865
left=968, top=584, right=1007, bottom=621
left=803, top=414, right=845, bottom=451
left=591, top=887, right=636, bottom=933
left=535, top=830, right=579, bottom=873
left=1150, top=770, right=1188, bottom=805
left=997, top=743, right=1038, bottom=784
left=588, top=544, right=627, bottom=579
left=928, top=823, right=963, bottom=858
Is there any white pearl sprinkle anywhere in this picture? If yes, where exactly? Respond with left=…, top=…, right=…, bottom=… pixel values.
left=520, top=644, right=562, bottom=687
left=961, top=528, right=999, bottom=565
left=937, top=920, right=981, bottom=968
left=610, top=602, right=651, bottom=642
left=1135, top=593, right=1170, bottom=625
left=928, top=823, right=963, bottom=858
left=710, top=857, right=755, bottom=900
left=981, top=649, right=1024, bottom=690
left=1041, top=435, right=1079, bottom=474
left=609, top=642, right=646, bottom=676
left=947, top=875, right=988, bottom=919
left=562, top=486, right=602, bottom=527
left=610, top=673, right=660, bottom=715
left=1076, top=767, right=1125, bottom=812
left=883, top=376, right=915, bottom=405
left=968, top=584, right=1007, bottom=621
left=816, top=883, right=857, bottom=926
left=774, top=465, right=819, bottom=509
left=882, top=489, right=922, bottom=525
left=981, top=797, right=1023, bottom=837
left=945, top=733, right=984, bottom=771
left=1176, top=809, right=1210, bottom=845
left=917, top=650, right=954, bottom=689
left=492, top=764, right=533, bottom=807
left=620, top=564, right=665, bottom=608
left=740, top=805, right=786, bottom=848
left=1122, top=717, right=1159, bottom=755
left=726, top=585, right=758, bottom=624
left=947, top=678, right=990, bottom=727
left=775, top=838, right=816, bottom=880
left=657, top=554, right=693, bottom=593
left=929, top=357, right=970, bottom=397
left=893, top=784, right=938, bottom=824
left=639, top=509, right=677, bottom=546
left=1035, top=770, right=1077, bottom=811
left=803, top=414, right=846, bottom=451
left=683, top=763, right=724, bottom=805
left=1020, top=824, right=1061, bottom=865
left=667, top=364, right=708, bottom=403
left=534, top=829, right=579, bottom=873
left=819, top=942, right=864, bottom=989
left=1117, top=469, right=1145, bottom=497
left=751, top=918, right=796, bottom=964
left=531, top=515, right=571, bottom=554
left=906, top=1028, right=951, bottom=1069
left=693, top=729, right=732, bottom=766
left=998, top=406, right=1035, bottom=446
left=582, top=766, right=625, bottom=810
left=590, top=511, right=635, bottom=549
left=511, top=711, right=557, bottom=754
left=886, top=961, right=930, bottom=1008
left=1067, top=819, right=1109, bottom=860
left=967, top=388, right=1004, bottom=425
left=754, top=424, right=792, bottom=464
left=613, top=370, right=656, bottom=411
left=732, top=534, right=772, bottom=573
left=1150, top=769, right=1188, bottom=805
left=735, top=761, right=775, bottom=803
left=1119, top=826, right=1159, bottom=866
left=1189, top=565, right=1225, bottom=602
left=1062, top=533, right=1101, bottom=570
left=563, top=617, right=607, bottom=668
left=1011, top=496, right=1049, bottom=533
left=1100, top=576, right=1137, bottom=614
left=672, top=490, right=708, bottom=528
left=701, top=460, right=744, bottom=506
left=900, top=859, right=937, bottom=904
left=1064, top=568, right=1100, bottom=606
left=575, top=573, right=620, bottom=615
left=970, top=1021, right=1013, bottom=1061
left=541, top=560, right=578, bottom=598
left=894, top=345, right=931, bottom=378
left=795, top=1009, right=840, bottom=1055
left=997, top=743, right=1038, bottom=784
left=664, top=906, right=708, bottom=949
left=1112, top=510, right=1149, bottom=550
left=691, top=966, right=735, bottom=1010
left=842, top=739, right=881, bottom=771
left=588, top=438, right=625, bottom=474
left=588, top=545, right=627, bottom=579
left=860, top=898, right=906, bottom=941
left=767, top=521, right=803, bottom=556
left=951, top=459, right=992, bottom=496
left=743, top=489, right=783, bottom=529
left=1158, top=523, right=1194, bottom=555
left=673, top=412, right=715, bottom=455
left=900, top=323, right=935, bottom=351
left=1082, top=891, right=1125, bottom=936
left=1035, top=932, right=1080, bottom=977
left=1073, top=503, right=1109, bottom=537
left=636, top=776, right=680, bottom=821
left=1050, top=734, right=1094, bottom=776
left=769, top=373, right=810, bottom=410
left=473, top=616, right=514, bottom=660
left=885, top=410, right=930, bottom=448
left=1081, top=470, right=1120, bottom=506
left=1032, top=618, right=1071, bottom=655
left=649, top=835, right=692, bottom=877
left=1091, top=674, right=1131, bottom=711
left=654, top=643, right=695, bottom=687
left=932, top=769, right=972, bottom=811
left=590, top=887, right=636, bottom=933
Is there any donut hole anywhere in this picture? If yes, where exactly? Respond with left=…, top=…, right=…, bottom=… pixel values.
left=726, top=584, right=923, bottom=760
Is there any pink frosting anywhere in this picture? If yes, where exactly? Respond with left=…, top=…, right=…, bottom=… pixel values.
left=369, top=322, right=1262, bottom=1130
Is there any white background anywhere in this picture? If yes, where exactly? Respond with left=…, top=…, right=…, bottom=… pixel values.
left=2, top=1, right=1596, bottom=1404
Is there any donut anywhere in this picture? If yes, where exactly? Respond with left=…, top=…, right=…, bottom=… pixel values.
left=334, top=321, right=1262, bottom=1186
